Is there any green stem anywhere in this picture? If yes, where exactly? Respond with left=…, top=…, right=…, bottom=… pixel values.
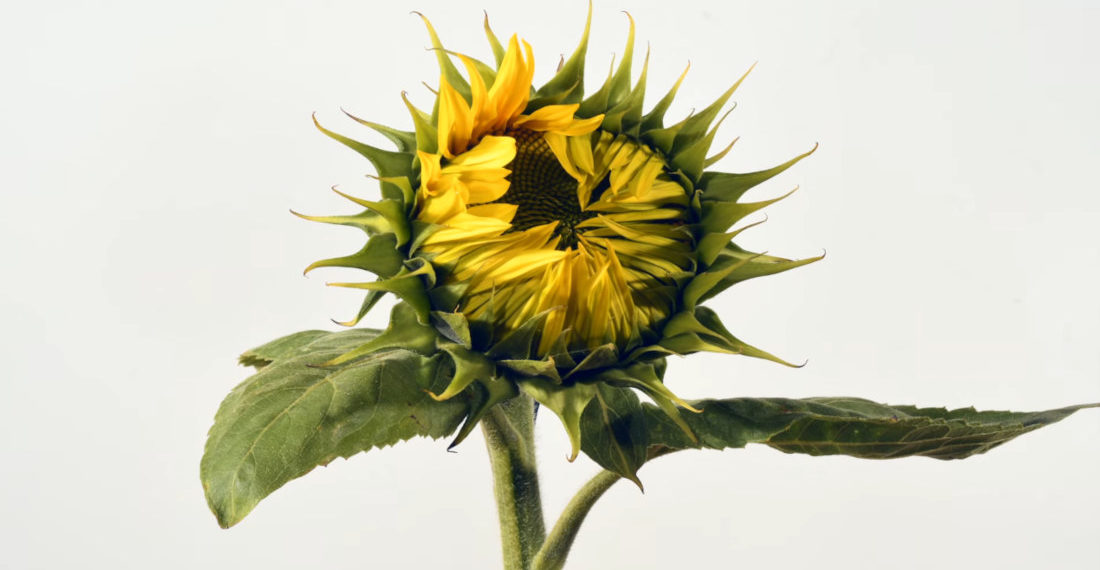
left=531, top=470, right=622, bottom=570
left=482, top=394, right=546, bottom=569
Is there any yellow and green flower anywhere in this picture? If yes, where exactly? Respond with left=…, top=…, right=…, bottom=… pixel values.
left=301, top=7, right=819, bottom=459
left=202, top=10, right=1098, bottom=561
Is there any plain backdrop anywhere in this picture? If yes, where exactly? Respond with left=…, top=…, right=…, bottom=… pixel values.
left=3, top=1, right=1098, bottom=569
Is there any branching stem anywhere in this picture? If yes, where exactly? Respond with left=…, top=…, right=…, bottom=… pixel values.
left=531, top=469, right=622, bottom=570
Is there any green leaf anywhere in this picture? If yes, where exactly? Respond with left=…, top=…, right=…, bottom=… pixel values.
left=578, top=384, right=647, bottom=487
left=237, top=329, right=379, bottom=369
left=645, top=397, right=1099, bottom=461
left=202, top=336, right=468, bottom=528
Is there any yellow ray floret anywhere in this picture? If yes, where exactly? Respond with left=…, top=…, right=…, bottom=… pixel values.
left=436, top=36, right=603, bottom=158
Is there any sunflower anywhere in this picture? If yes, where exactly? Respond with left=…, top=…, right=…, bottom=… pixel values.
left=301, top=6, right=820, bottom=459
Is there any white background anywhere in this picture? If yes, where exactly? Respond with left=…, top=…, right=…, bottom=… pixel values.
left=3, top=1, right=1099, bottom=568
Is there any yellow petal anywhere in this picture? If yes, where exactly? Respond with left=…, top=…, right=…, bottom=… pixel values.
left=446, top=135, right=516, bottom=170
left=487, top=36, right=535, bottom=132
left=437, top=79, right=474, bottom=158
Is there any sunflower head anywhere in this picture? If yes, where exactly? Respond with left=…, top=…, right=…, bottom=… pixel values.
left=300, top=6, right=819, bottom=461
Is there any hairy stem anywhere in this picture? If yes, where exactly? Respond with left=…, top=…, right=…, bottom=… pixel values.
left=482, top=394, right=546, bottom=569
left=531, top=470, right=622, bottom=570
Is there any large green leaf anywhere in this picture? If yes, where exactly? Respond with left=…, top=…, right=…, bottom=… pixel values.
left=202, top=331, right=469, bottom=528
left=644, top=397, right=1098, bottom=461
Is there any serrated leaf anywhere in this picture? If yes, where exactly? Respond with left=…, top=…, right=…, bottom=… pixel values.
left=238, top=329, right=381, bottom=369
left=202, top=341, right=468, bottom=528
left=238, top=330, right=332, bottom=369
left=643, top=397, right=1098, bottom=461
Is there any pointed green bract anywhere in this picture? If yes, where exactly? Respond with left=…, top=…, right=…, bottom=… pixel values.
left=323, top=302, right=438, bottom=366
left=700, top=187, right=797, bottom=234
left=432, top=343, right=496, bottom=401
left=697, top=245, right=824, bottom=304
left=483, top=13, right=506, bottom=66
left=531, top=1, right=591, bottom=107
left=431, top=310, right=473, bottom=348
left=415, top=11, right=471, bottom=101
left=670, top=64, right=753, bottom=157
left=606, top=13, right=636, bottom=108
left=335, top=289, right=387, bottom=327
left=342, top=109, right=418, bottom=153
left=596, top=362, right=697, bottom=444
left=639, top=62, right=689, bottom=133
left=518, top=377, right=597, bottom=461
left=449, top=375, right=517, bottom=449
left=698, top=144, right=817, bottom=203
left=328, top=260, right=435, bottom=324
left=401, top=93, right=439, bottom=155
left=671, top=107, right=734, bottom=180
left=577, top=60, right=615, bottom=119
left=601, top=49, right=649, bottom=134
left=312, top=115, right=414, bottom=183
left=304, top=233, right=403, bottom=278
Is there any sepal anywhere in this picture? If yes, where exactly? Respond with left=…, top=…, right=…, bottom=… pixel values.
left=327, top=259, right=436, bottom=324
left=304, top=233, right=403, bottom=278
left=697, top=244, right=824, bottom=304
left=448, top=375, right=518, bottom=449
left=430, top=343, right=496, bottom=401
left=530, top=0, right=591, bottom=108
left=517, top=377, right=597, bottom=461
left=698, top=144, right=817, bottom=203
left=660, top=306, right=801, bottom=367
left=700, top=186, right=796, bottom=235
left=341, top=109, right=418, bottom=153
left=312, top=114, right=415, bottom=185
left=324, top=302, right=439, bottom=366
left=414, top=12, right=471, bottom=102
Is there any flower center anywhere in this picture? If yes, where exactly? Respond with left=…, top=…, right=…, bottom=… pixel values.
left=495, top=129, right=598, bottom=249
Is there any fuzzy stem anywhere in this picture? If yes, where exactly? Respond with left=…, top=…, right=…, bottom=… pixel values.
left=482, top=394, right=546, bottom=569
left=531, top=470, right=622, bottom=570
